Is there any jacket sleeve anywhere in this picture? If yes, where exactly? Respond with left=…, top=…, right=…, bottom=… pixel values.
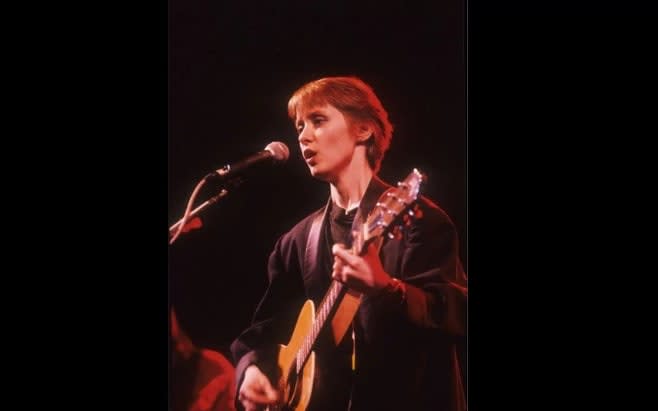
left=229, top=233, right=307, bottom=401
left=394, top=199, right=467, bottom=337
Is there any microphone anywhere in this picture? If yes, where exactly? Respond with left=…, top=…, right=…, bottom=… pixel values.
left=206, top=141, right=290, bottom=182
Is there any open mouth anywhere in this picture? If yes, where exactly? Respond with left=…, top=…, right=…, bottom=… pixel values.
left=302, top=148, right=316, bottom=160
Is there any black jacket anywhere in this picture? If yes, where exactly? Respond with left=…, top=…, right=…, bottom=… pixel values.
left=231, top=176, right=467, bottom=411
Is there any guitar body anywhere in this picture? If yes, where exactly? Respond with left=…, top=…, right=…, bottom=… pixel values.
left=276, top=299, right=316, bottom=411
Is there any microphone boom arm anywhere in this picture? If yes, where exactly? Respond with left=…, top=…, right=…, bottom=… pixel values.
left=168, top=188, right=228, bottom=239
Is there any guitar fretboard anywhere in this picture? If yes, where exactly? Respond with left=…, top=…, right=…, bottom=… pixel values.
left=294, top=228, right=366, bottom=373
left=295, top=279, right=344, bottom=374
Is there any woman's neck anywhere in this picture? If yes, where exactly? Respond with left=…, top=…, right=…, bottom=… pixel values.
left=330, top=166, right=373, bottom=212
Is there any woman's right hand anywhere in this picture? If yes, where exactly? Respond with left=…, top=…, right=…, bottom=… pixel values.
left=238, top=365, right=280, bottom=411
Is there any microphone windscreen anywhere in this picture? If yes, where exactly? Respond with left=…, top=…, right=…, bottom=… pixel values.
left=265, top=141, right=290, bottom=162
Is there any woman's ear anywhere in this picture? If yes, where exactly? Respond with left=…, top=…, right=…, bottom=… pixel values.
left=356, top=123, right=374, bottom=144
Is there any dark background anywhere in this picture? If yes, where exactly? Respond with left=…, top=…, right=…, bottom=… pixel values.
left=10, top=0, right=649, bottom=408
left=168, top=0, right=467, bottom=356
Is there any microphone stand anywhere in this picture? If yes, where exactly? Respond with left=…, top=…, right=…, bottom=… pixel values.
left=169, top=175, right=244, bottom=245
left=168, top=188, right=229, bottom=242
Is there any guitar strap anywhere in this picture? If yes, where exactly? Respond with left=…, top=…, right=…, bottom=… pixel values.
left=303, top=203, right=328, bottom=279
left=304, top=201, right=363, bottom=348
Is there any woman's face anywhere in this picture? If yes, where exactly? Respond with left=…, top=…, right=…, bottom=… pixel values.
left=295, top=104, right=361, bottom=182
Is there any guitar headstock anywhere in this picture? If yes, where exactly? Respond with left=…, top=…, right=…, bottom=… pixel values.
left=355, top=168, right=426, bottom=254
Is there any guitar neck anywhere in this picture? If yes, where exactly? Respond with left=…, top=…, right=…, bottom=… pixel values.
left=294, top=230, right=369, bottom=373
left=295, top=279, right=345, bottom=374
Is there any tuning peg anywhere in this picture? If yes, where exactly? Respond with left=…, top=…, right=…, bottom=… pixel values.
left=412, top=204, right=423, bottom=219
left=402, top=213, right=414, bottom=226
left=388, top=225, right=404, bottom=241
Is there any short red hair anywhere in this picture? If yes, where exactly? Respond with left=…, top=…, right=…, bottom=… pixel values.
left=288, top=76, right=394, bottom=173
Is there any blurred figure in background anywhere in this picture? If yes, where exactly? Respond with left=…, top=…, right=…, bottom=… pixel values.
left=171, top=307, right=237, bottom=411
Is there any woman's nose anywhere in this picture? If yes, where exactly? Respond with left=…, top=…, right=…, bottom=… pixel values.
left=298, top=126, right=312, bottom=144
